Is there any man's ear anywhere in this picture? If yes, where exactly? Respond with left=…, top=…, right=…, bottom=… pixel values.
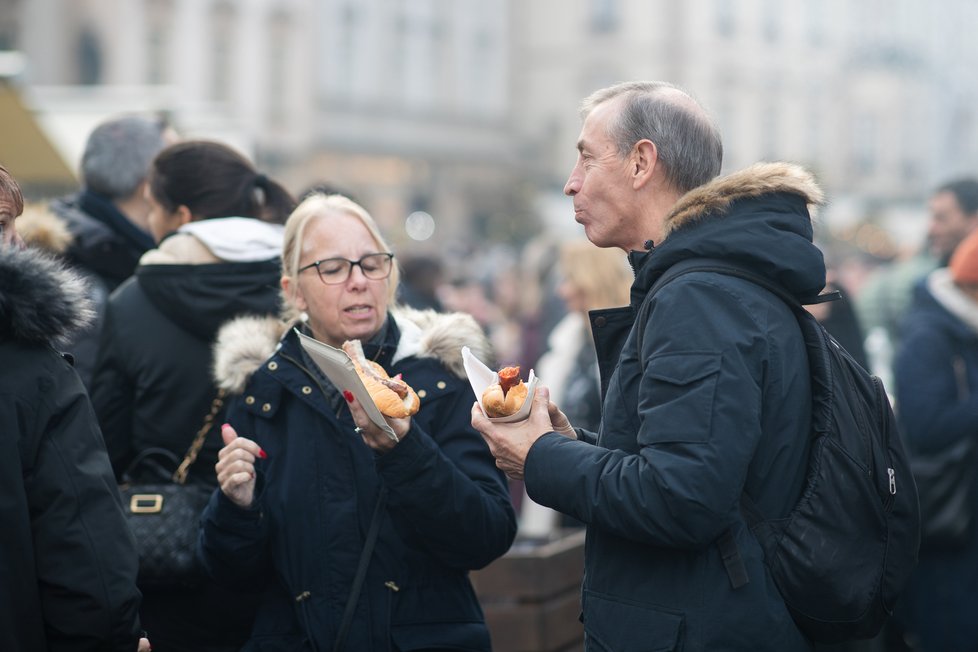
left=631, top=139, right=658, bottom=190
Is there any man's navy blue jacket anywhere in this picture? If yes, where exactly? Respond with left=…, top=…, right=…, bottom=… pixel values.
left=526, top=163, right=827, bottom=651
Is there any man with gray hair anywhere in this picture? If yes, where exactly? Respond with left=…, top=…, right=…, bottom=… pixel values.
left=472, top=81, right=826, bottom=649
left=49, top=114, right=175, bottom=386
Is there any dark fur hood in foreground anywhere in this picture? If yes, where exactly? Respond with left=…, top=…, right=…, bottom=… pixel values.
left=213, top=306, right=493, bottom=394
left=0, top=246, right=94, bottom=347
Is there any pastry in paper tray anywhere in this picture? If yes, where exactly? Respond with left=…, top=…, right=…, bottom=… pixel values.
left=462, top=346, right=538, bottom=423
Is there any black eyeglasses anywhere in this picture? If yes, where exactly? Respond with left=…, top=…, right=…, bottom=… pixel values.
left=298, top=252, right=395, bottom=285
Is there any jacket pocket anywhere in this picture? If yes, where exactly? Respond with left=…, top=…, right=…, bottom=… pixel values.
left=643, top=352, right=720, bottom=444
left=583, top=591, right=684, bottom=651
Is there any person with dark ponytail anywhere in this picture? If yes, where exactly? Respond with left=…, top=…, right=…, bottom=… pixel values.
left=90, top=140, right=295, bottom=652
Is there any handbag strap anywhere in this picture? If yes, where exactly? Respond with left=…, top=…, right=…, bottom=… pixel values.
left=172, top=389, right=226, bottom=485
left=332, top=487, right=388, bottom=652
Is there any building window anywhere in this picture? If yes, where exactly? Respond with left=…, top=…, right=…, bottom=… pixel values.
left=0, top=0, right=17, bottom=49
left=761, top=0, right=779, bottom=43
left=145, top=0, right=172, bottom=84
left=268, top=13, right=289, bottom=125
left=715, top=0, right=735, bottom=38
left=210, top=4, right=235, bottom=103
left=590, top=0, right=619, bottom=33
left=77, top=28, right=102, bottom=85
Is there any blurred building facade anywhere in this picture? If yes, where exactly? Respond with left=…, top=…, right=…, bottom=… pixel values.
left=4, top=0, right=529, bottom=246
left=516, top=0, right=978, bottom=250
left=3, top=0, right=978, bottom=251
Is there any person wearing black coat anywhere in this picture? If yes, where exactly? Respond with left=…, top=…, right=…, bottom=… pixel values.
left=0, top=165, right=147, bottom=652
left=891, top=230, right=978, bottom=652
left=473, top=82, right=824, bottom=650
left=49, top=115, right=174, bottom=387
left=199, top=193, right=517, bottom=651
left=90, top=141, right=295, bottom=651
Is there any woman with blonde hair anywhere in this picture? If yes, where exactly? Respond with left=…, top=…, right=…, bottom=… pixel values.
left=537, top=239, right=632, bottom=425
left=521, top=239, right=632, bottom=536
left=199, top=193, right=517, bottom=651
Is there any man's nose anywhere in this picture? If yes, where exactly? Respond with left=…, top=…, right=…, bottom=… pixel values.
left=564, top=168, right=581, bottom=196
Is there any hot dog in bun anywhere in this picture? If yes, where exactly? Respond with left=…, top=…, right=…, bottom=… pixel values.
left=482, top=365, right=529, bottom=418
left=342, top=339, right=420, bottom=418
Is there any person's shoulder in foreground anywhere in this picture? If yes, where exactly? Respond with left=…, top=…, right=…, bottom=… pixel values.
left=0, top=162, right=146, bottom=652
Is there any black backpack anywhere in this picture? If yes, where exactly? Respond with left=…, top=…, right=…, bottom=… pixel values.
left=642, top=258, right=921, bottom=643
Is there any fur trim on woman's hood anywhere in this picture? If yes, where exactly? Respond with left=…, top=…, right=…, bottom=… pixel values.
left=0, top=245, right=94, bottom=346
left=212, top=305, right=492, bottom=394
left=662, top=162, right=824, bottom=241
left=17, top=203, right=74, bottom=255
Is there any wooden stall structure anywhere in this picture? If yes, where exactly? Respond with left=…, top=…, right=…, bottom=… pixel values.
left=472, top=529, right=586, bottom=652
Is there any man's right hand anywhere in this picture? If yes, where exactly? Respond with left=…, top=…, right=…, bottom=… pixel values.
left=215, top=423, right=263, bottom=508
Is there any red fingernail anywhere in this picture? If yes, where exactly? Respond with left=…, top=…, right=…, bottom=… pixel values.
left=343, top=390, right=354, bottom=403
left=222, top=423, right=231, bottom=430
left=258, top=448, right=268, bottom=459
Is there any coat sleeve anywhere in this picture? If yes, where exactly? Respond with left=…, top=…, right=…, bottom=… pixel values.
left=24, top=359, right=143, bottom=652
left=376, top=381, right=517, bottom=570
left=196, top=402, right=273, bottom=590
left=525, top=278, right=768, bottom=549
left=90, top=301, right=135, bottom=479
left=894, top=317, right=978, bottom=453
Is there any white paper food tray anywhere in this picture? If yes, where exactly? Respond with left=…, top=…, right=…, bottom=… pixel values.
left=462, top=345, right=538, bottom=423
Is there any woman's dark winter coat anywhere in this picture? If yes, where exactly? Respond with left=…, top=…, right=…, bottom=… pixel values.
left=892, top=270, right=978, bottom=652
left=0, top=245, right=142, bottom=651
left=525, top=163, right=827, bottom=651
left=90, top=229, right=282, bottom=651
left=198, top=308, right=517, bottom=651
left=92, top=235, right=282, bottom=484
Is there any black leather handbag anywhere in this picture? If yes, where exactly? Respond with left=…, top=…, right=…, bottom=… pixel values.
left=912, top=436, right=978, bottom=550
left=118, top=391, right=224, bottom=589
left=910, top=355, right=977, bottom=550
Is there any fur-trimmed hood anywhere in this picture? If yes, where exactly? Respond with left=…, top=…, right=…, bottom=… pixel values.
left=630, top=161, right=828, bottom=303
left=0, top=245, right=94, bottom=346
left=17, top=203, right=74, bottom=255
left=213, top=306, right=492, bottom=394
left=662, top=162, right=823, bottom=241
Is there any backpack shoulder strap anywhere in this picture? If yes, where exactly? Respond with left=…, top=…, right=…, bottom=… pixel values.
left=636, top=257, right=838, bottom=345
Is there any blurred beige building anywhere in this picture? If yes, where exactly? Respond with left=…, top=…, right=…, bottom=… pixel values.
left=3, top=0, right=528, bottom=247
left=3, top=0, right=978, bottom=249
left=516, top=0, right=978, bottom=246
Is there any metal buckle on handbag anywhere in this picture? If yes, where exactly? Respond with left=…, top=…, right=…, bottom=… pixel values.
left=130, top=494, right=164, bottom=514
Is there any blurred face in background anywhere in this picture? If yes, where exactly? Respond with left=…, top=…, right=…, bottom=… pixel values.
left=144, top=184, right=189, bottom=243
left=557, top=275, right=587, bottom=314
left=928, top=190, right=978, bottom=260
left=283, top=211, right=392, bottom=347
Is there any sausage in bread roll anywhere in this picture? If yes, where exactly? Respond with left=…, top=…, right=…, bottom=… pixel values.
left=342, top=339, right=420, bottom=418
left=482, top=365, right=529, bottom=418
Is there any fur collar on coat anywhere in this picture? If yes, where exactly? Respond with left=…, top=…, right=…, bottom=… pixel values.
left=212, top=306, right=492, bottom=394
left=661, top=162, right=824, bottom=241
left=0, top=246, right=94, bottom=347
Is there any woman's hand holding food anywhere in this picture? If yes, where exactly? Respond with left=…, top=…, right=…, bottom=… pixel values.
left=343, top=390, right=410, bottom=453
left=216, top=423, right=266, bottom=508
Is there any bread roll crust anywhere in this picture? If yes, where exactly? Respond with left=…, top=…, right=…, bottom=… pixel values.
left=482, top=379, right=528, bottom=418
left=343, top=341, right=420, bottom=418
